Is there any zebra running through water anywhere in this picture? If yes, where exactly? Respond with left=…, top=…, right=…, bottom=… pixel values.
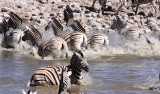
left=58, top=70, right=72, bottom=94
left=23, top=25, right=69, bottom=59
left=120, top=26, right=152, bottom=44
left=87, top=33, right=109, bottom=51
left=46, top=17, right=88, bottom=51
left=28, top=51, right=90, bottom=86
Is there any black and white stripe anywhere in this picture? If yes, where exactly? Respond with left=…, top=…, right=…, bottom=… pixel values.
left=28, top=51, right=90, bottom=86
left=58, top=70, right=72, bottom=94
left=88, top=33, right=109, bottom=51
left=38, top=37, right=69, bottom=58
left=46, top=17, right=88, bottom=51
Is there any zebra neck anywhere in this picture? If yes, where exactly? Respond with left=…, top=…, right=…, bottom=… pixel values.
left=69, top=65, right=82, bottom=84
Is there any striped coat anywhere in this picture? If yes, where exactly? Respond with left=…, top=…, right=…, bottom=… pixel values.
left=1, top=29, right=24, bottom=48
left=29, top=51, right=90, bottom=86
left=46, top=17, right=88, bottom=51
left=38, top=37, right=69, bottom=58
left=88, top=33, right=109, bottom=51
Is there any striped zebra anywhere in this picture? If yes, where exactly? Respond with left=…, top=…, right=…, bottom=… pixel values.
left=22, top=89, right=37, bottom=94
left=38, top=37, right=69, bottom=58
left=46, top=17, right=88, bottom=51
left=58, top=70, right=72, bottom=94
left=0, top=18, right=9, bottom=34
left=88, top=33, right=109, bottom=51
left=120, top=26, right=152, bottom=44
left=23, top=25, right=69, bottom=59
left=28, top=51, right=90, bottom=86
left=1, top=29, right=24, bottom=48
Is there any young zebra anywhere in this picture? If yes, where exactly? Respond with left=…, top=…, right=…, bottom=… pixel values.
left=46, top=17, right=88, bottom=51
left=58, top=70, right=72, bottom=94
left=88, top=33, right=109, bottom=51
left=28, top=51, right=90, bottom=86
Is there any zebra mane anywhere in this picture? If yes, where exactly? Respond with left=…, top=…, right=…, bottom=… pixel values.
left=28, top=25, right=42, bottom=45
left=8, top=12, right=22, bottom=29
left=71, top=20, right=87, bottom=33
left=50, top=17, right=63, bottom=36
left=0, top=19, right=9, bottom=34
left=64, top=5, right=74, bottom=26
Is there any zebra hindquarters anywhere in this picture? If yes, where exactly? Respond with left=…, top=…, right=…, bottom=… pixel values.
left=38, top=37, right=69, bottom=58
left=31, top=66, right=66, bottom=86
left=2, top=29, right=24, bottom=48
left=88, top=33, right=109, bottom=51
left=69, top=32, right=87, bottom=51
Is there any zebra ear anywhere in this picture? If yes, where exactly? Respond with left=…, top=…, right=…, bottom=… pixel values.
left=75, top=51, right=84, bottom=57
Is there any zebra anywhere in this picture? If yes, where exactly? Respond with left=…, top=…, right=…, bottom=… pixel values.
left=120, top=26, right=152, bottom=44
left=28, top=51, right=90, bottom=86
left=46, top=17, right=88, bottom=51
left=1, top=29, right=24, bottom=48
left=118, top=0, right=158, bottom=16
left=87, top=33, right=109, bottom=51
left=0, top=18, right=9, bottom=34
left=64, top=5, right=88, bottom=34
left=37, top=37, right=69, bottom=58
left=22, top=89, right=37, bottom=94
left=23, top=25, right=69, bottom=59
left=58, top=70, right=72, bottom=94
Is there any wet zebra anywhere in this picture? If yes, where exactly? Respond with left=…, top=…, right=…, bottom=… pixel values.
left=0, top=18, right=9, bottom=34
left=28, top=51, right=90, bottom=86
left=46, top=17, right=88, bottom=51
left=1, top=29, right=24, bottom=48
left=58, top=70, right=72, bottom=94
left=120, top=26, right=152, bottom=44
left=88, top=33, right=109, bottom=51
left=38, top=37, right=69, bottom=58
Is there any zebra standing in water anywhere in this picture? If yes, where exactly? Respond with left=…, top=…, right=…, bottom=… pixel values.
left=28, top=51, right=90, bottom=86
left=46, top=17, right=88, bottom=51
left=23, top=25, right=69, bottom=59
left=58, top=70, right=72, bottom=94
left=87, top=33, right=109, bottom=51
left=1, top=12, right=29, bottom=49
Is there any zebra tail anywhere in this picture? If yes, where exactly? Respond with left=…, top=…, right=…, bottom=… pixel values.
left=26, top=75, right=34, bottom=87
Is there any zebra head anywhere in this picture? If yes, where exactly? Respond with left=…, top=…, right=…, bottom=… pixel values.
left=71, top=51, right=90, bottom=72
left=58, top=70, right=72, bottom=94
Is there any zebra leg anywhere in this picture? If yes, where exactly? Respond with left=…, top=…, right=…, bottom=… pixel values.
left=150, top=2, right=157, bottom=17
left=135, top=3, right=139, bottom=15
left=92, top=0, right=97, bottom=8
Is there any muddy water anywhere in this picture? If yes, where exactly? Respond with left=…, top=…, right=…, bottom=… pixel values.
left=1, top=31, right=160, bottom=94
left=1, top=49, right=160, bottom=94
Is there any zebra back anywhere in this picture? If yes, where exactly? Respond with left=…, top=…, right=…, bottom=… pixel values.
left=8, top=12, right=22, bottom=29
left=64, top=5, right=74, bottom=26
left=31, top=66, right=68, bottom=86
left=58, top=70, right=72, bottom=94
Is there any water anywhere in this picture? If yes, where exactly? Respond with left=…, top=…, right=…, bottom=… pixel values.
left=1, top=31, right=160, bottom=94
